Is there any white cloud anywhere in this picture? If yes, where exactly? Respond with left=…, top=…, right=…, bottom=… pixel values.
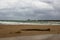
left=0, top=0, right=32, bottom=9
left=32, top=0, right=54, bottom=10
left=0, top=0, right=54, bottom=10
left=0, top=0, right=18, bottom=9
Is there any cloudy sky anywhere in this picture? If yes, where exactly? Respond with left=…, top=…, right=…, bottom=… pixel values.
left=0, top=0, right=60, bottom=20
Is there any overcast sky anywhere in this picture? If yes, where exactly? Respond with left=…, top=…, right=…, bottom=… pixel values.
left=0, top=0, right=60, bottom=20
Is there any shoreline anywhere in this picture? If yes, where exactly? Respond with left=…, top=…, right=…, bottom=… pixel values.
left=0, top=21, right=60, bottom=25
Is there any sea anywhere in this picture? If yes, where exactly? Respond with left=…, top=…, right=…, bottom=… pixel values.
left=0, top=21, right=60, bottom=25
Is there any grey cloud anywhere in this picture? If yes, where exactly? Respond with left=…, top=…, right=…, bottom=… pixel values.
left=0, top=0, right=60, bottom=20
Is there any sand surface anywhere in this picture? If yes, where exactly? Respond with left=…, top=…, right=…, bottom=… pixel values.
left=0, top=34, right=60, bottom=40
left=0, top=25, right=60, bottom=37
left=44, top=34, right=60, bottom=40
left=0, top=24, right=60, bottom=40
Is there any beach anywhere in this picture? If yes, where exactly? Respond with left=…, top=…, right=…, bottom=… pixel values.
left=0, top=34, right=58, bottom=40
left=0, top=24, right=60, bottom=37
left=0, top=22, right=60, bottom=40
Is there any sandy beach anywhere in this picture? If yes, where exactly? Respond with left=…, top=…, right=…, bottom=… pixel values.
left=0, top=24, right=60, bottom=37
left=0, top=24, right=60, bottom=40
left=0, top=34, right=60, bottom=40
left=0, top=34, right=56, bottom=40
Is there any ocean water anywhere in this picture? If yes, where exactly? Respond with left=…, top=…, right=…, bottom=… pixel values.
left=0, top=21, right=60, bottom=25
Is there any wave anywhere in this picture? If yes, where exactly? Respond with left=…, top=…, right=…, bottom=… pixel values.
left=0, top=21, right=41, bottom=25
left=0, top=21, right=60, bottom=25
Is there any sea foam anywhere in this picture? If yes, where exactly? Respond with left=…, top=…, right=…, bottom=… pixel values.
left=0, top=21, right=60, bottom=25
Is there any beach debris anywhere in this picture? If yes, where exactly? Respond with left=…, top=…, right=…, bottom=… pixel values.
left=9, top=31, right=21, bottom=34
left=22, top=28, right=50, bottom=31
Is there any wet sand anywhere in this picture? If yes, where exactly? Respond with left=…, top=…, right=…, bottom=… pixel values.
left=0, top=24, right=60, bottom=37
left=0, top=34, right=54, bottom=40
